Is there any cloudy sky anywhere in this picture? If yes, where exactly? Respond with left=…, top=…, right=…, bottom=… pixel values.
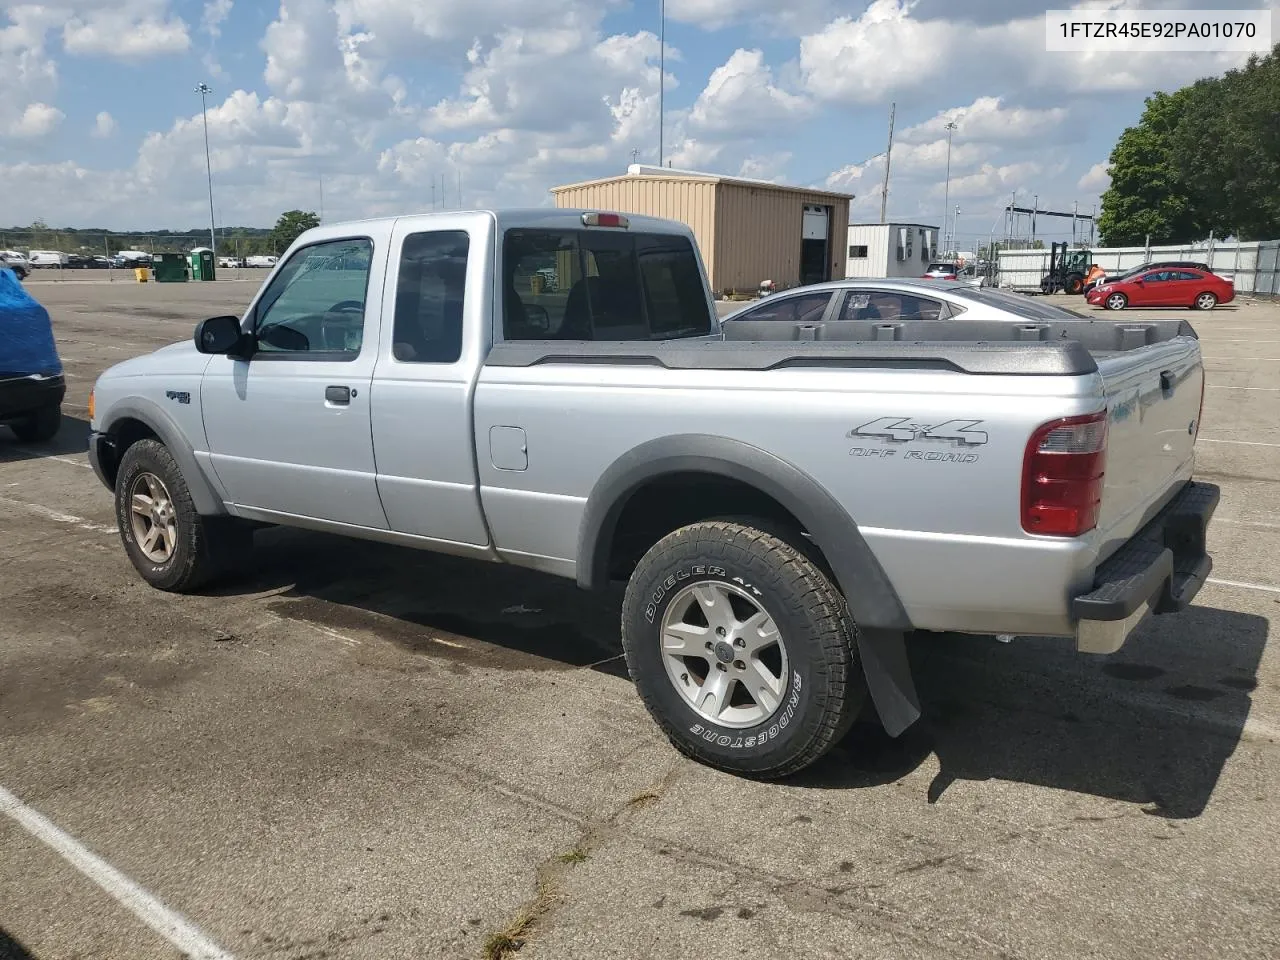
left=1, top=0, right=1274, bottom=243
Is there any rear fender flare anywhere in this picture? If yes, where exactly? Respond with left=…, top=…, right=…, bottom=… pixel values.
left=577, top=434, right=921, bottom=735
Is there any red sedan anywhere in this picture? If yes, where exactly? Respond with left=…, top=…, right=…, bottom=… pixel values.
left=1086, top=267, right=1234, bottom=311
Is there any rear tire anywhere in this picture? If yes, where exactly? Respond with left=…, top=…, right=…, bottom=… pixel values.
left=1105, top=292, right=1128, bottom=311
left=115, top=439, right=248, bottom=592
left=621, top=519, right=865, bottom=779
left=1065, top=274, right=1084, bottom=295
left=11, top=404, right=61, bottom=442
left=1194, top=292, right=1218, bottom=310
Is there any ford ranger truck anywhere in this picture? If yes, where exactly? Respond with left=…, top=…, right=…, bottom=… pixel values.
left=86, top=209, right=1217, bottom=779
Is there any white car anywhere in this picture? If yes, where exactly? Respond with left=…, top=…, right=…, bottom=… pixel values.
left=28, top=250, right=68, bottom=268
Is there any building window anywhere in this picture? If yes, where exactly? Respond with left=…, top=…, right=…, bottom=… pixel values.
left=848, top=245, right=868, bottom=258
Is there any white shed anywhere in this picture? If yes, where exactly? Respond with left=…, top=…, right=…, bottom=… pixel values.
left=845, top=222, right=940, bottom=279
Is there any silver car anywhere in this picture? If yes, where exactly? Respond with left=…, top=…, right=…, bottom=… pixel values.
left=722, top=277, right=1086, bottom=326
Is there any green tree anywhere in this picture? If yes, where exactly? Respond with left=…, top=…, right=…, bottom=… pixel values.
left=1097, top=90, right=1203, bottom=245
left=1169, top=50, right=1280, bottom=240
left=1098, top=44, right=1280, bottom=245
left=270, top=210, right=320, bottom=250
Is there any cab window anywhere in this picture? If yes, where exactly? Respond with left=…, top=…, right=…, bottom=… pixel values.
left=253, top=238, right=372, bottom=358
left=392, top=231, right=469, bottom=364
left=503, top=229, right=712, bottom=341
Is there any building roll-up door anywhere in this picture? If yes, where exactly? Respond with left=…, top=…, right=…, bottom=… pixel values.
left=801, top=204, right=831, bottom=285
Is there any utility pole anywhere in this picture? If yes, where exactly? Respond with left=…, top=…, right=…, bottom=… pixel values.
left=658, top=0, right=665, bottom=166
left=195, top=83, right=217, bottom=256
left=319, top=174, right=324, bottom=223
left=431, top=181, right=436, bottom=211
left=879, top=101, right=895, bottom=224
left=458, top=170, right=463, bottom=209
left=941, top=119, right=957, bottom=254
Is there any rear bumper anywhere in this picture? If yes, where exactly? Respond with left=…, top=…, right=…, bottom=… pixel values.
left=0, top=373, right=65, bottom=422
left=1072, top=480, right=1219, bottom=654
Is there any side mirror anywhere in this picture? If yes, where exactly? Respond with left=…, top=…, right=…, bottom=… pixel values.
left=194, top=315, right=245, bottom=355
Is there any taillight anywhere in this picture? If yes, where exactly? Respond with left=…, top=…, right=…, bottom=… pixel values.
left=1021, top=411, right=1108, bottom=537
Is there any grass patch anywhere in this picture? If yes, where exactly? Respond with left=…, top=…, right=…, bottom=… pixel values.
left=482, top=911, right=535, bottom=960
left=555, top=847, right=588, bottom=864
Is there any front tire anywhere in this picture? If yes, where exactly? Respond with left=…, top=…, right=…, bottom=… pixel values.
left=1105, top=292, right=1128, bottom=311
left=621, top=520, right=864, bottom=779
left=10, top=404, right=61, bottom=442
left=114, top=439, right=247, bottom=592
left=1194, top=292, right=1218, bottom=310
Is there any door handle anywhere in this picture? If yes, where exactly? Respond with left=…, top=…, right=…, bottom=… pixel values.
left=1159, top=370, right=1175, bottom=394
left=325, top=385, right=351, bottom=405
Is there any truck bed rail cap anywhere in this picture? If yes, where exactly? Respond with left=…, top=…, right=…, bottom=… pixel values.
left=485, top=339, right=1099, bottom=376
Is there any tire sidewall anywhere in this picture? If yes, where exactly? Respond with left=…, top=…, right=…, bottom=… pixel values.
left=622, top=537, right=847, bottom=774
left=115, top=441, right=197, bottom=590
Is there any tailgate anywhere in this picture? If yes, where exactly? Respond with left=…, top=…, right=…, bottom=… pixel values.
left=1093, top=337, right=1204, bottom=558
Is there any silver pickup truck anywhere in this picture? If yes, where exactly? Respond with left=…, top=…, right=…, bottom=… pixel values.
left=87, top=209, right=1217, bottom=778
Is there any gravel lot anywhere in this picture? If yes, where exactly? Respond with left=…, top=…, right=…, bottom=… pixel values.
left=2, top=280, right=1277, bottom=960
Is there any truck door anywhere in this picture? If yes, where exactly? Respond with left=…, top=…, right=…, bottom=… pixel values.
left=368, top=215, right=491, bottom=546
left=199, top=231, right=391, bottom=529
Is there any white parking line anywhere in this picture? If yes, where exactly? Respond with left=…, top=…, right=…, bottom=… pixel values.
left=0, top=785, right=236, bottom=960
left=50, top=455, right=93, bottom=470
left=1198, top=438, right=1280, bottom=448
left=1206, top=577, right=1280, bottom=596
left=0, top=496, right=115, bottom=533
left=1207, top=385, right=1280, bottom=391
left=1214, top=517, right=1280, bottom=531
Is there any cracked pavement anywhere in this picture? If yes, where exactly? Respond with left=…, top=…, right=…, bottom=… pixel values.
left=1, top=282, right=1278, bottom=959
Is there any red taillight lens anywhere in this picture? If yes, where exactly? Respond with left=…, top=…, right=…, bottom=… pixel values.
left=1021, top=411, right=1108, bottom=537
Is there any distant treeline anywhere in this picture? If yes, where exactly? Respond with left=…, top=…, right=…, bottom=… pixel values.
left=1, top=221, right=283, bottom=257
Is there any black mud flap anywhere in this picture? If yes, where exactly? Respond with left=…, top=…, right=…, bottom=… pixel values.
left=856, top=627, right=921, bottom=737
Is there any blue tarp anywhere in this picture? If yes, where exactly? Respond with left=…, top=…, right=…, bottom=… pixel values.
left=0, top=268, right=61, bottom=375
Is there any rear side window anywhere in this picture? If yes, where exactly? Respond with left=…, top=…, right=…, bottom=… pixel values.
left=840, top=291, right=943, bottom=321
left=502, top=229, right=712, bottom=341
left=392, top=230, right=469, bottom=363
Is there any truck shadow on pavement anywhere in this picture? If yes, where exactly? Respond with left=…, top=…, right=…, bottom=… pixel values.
left=0, top=928, right=36, bottom=960
left=216, top=526, right=631, bottom=678
left=804, top=604, right=1269, bottom=819
left=0, top=413, right=90, bottom=461
left=217, top=528, right=1266, bottom=819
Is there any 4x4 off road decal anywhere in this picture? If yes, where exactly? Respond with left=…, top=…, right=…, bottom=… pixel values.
left=848, top=417, right=987, bottom=464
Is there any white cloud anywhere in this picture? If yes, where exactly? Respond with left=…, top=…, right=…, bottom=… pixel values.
left=738, top=152, right=793, bottom=182
left=1078, top=161, right=1110, bottom=193
left=900, top=97, right=1068, bottom=144
left=62, top=1, right=190, bottom=59
left=92, top=110, right=116, bottom=138
left=202, top=0, right=233, bottom=38
left=687, top=49, right=811, bottom=137
left=9, top=102, right=64, bottom=138
left=799, top=0, right=1262, bottom=104
left=667, top=0, right=836, bottom=32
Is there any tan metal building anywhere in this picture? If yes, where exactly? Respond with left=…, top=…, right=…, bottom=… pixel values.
left=551, top=165, right=852, bottom=295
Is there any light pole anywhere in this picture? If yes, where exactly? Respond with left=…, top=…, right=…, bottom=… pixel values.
left=941, top=119, right=957, bottom=255
left=195, top=83, right=216, bottom=256
left=658, top=0, right=665, bottom=166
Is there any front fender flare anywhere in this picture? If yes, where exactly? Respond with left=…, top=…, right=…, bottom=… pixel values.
left=101, top=399, right=228, bottom=516
left=577, top=434, right=920, bottom=736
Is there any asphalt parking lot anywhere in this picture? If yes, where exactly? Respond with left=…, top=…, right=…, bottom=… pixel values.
left=2, top=280, right=1278, bottom=960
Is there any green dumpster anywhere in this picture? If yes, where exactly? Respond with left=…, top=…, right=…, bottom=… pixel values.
left=151, top=252, right=188, bottom=283
left=189, top=247, right=216, bottom=281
